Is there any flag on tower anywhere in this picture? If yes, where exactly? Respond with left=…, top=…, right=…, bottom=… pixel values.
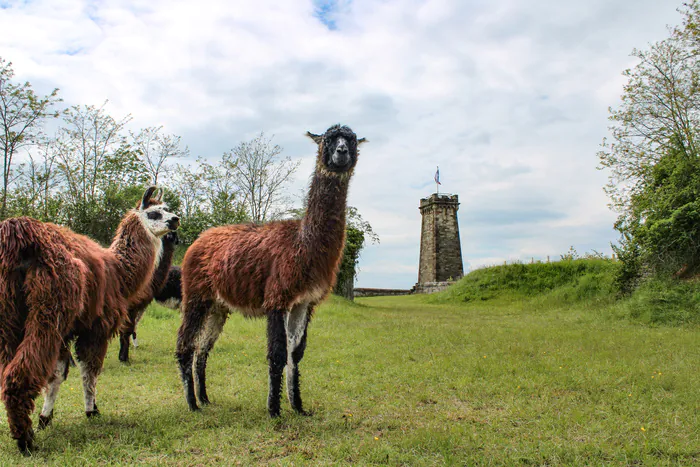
left=434, top=166, right=441, bottom=185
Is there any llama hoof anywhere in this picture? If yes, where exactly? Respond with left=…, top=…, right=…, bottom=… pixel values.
left=118, top=350, right=130, bottom=363
left=296, top=409, right=313, bottom=417
left=38, top=411, right=54, bottom=430
left=198, top=396, right=210, bottom=406
left=86, top=407, right=100, bottom=418
left=268, top=408, right=281, bottom=418
left=188, top=404, right=200, bottom=412
left=16, top=429, right=35, bottom=456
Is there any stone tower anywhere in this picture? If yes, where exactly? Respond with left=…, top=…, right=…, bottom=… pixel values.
left=416, top=193, right=463, bottom=292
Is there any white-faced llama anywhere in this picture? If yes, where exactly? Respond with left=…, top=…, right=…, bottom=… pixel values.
left=176, top=125, right=366, bottom=416
left=0, top=187, right=179, bottom=454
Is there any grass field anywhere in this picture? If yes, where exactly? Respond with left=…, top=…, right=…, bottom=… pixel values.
left=0, top=292, right=698, bottom=465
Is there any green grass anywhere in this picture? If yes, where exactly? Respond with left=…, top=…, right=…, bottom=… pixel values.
left=0, top=294, right=698, bottom=465
left=618, top=276, right=700, bottom=325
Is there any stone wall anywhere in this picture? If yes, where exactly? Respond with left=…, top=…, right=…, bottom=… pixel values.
left=353, top=288, right=414, bottom=298
left=413, top=281, right=456, bottom=294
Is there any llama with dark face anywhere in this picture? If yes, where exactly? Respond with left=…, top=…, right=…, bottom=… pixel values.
left=0, top=187, right=179, bottom=454
left=119, top=231, right=181, bottom=363
left=176, top=125, right=366, bottom=416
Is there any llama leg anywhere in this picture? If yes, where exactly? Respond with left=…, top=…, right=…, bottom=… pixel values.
left=2, top=266, right=80, bottom=455
left=176, top=296, right=212, bottom=411
left=132, top=307, right=147, bottom=348
left=119, top=304, right=147, bottom=363
left=267, top=309, right=287, bottom=418
left=194, top=305, right=228, bottom=406
left=2, top=337, right=60, bottom=454
left=118, top=329, right=133, bottom=363
left=75, top=333, right=109, bottom=417
left=38, top=345, right=71, bottom=429
left=285, top=303, right=311, bottom=415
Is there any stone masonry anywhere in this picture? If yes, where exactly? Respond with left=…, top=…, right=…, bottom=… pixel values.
left=415, top=193, right=463, bottom=293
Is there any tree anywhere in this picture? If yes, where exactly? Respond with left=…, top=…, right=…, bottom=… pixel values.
left=619, top=138, right=700, bottom=277
left=56, top=102, right=132, bottom=208
left=169, top=161, right=209, bottom=244
left=334, top=227, right=366, bottom=300
left=10, top=137, right=62, bottom=222
left=599, top=2, right=700, bottom=287
left=0, top=57, right=62, bottom=218
left=132, top=126, right=188, bottom=185
left=200, top=152, right=248, bottom=227
left=52, top=103, right=152, bottom=242
left=598, top=21, right=700, bottom=215
left=333, top=207, right=380, bottom=300
left=228, top=132, right=300, bottom=223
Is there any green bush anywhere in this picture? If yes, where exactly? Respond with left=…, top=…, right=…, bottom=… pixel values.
left=620, top=277, right=700, bottom=325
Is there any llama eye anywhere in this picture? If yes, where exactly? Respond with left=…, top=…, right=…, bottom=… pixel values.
left=147, top=211, right=162, bottom=221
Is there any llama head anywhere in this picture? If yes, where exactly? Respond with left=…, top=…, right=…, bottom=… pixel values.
left=137, top=186, right=180, bottom=238
left=307, top=124, right=367, bottom=175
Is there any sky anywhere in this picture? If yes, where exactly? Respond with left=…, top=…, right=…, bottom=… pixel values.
left=0, top=0, right=685, bottom=289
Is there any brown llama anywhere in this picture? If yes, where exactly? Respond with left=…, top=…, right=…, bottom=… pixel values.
left=0, top=187, right=179, bottom=454
left=118, top=231, right=180, bottom=363
left=176, top=124, right=366, bottom=416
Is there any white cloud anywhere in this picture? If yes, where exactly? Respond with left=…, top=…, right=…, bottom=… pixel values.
left=0, top=0, right=684, bottom=288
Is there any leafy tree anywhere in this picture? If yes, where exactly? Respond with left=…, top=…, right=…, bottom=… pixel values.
left=0, top=57, right=62, bottom=218
left=168, top=156, right=248, bottom=245
left=600, top=2, right=700, bottom=288
left=9, top=138, right=62, bottom=221
left=334, top=208, right=379, bottom=300
left=620, top=139, right=700, bottom=276
left=598, top=7, right=700, bottom=215
left=200, top=151, right=248, bottom=227
left=334, top=227, right=366, bottom=300
left=56, top=102, right=132, bottom=208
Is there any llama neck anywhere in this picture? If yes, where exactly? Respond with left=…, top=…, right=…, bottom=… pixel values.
left=300, top=169, right=350, bottom=261
left=149, top=238, right=177, bottom=294
left=109, top=212, right=160, bottom=299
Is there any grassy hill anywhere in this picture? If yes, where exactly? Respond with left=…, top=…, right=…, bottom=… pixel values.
left=430, top=258, right=619, bottom=305
left=0, top=294, right=697, bottom=465
left=431, top=259, right=700, bottom=326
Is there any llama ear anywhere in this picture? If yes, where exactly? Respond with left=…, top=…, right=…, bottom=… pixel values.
left=154, top=188, right=164, bottom=202
left=306, top=131, right=324, bottom=145
left=358, top=137, right=368, bottom=145
left=141, top=186, right=157, bottom=210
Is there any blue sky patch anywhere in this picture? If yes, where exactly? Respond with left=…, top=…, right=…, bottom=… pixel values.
left=313, top=0, right=344, bottom=30
left=61, top=47, right=83, bottom=56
